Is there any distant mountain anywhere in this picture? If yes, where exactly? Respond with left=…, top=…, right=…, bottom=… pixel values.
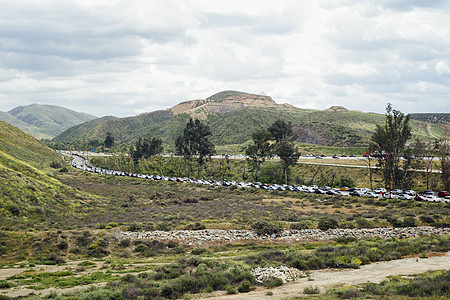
left=0, top=104, right=97, bottom=139
left=171, top=90, right=296, bottom=119
left=409, top=113, right=450, bottom=125
left=323, top=106, right=349, bottom=112
left=53, top=91, right=448, bottom=149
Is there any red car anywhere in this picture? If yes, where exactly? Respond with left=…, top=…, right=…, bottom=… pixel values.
left=438, top=191, right=449, bottom=197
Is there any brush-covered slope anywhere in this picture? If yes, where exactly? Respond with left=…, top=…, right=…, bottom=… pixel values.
left=0, top=120, right=87, bottom=222
left=53, top=91, right=448, bottom=149
left=54, top=111, right=191, bottom=147
left=3, top=104, right=97, bottom=139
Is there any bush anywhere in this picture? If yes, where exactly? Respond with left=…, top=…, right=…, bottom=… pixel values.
left=303, top=286, right=320, bottom=294
left=225, top=284, right=237, bottom=294
left=185, top=222, right=206, bottom=230
left=318, top=217, right=338, bottom=230
left=50, top=160, right=63, bottom=169
left=402, top=217, right=417, bottom=227
left=263, top=276, right=283, bottom=289
left=59, top=166, right=69, bottom=173
left=290, top=222, right=309, bottom=230
left=238, top=280, right=252, bottom=293
left=252, top=221, right=282, bottom=236
left=192, top=248, right=208, bottom=255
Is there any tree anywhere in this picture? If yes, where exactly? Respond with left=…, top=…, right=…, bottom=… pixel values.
left=412, top=139, right=434, bottom=190
left=276, top=140, right=300, bottom=184
left=245, top=129, right=273, bottom=181
left=268, top=120, right=294, bottom=142
left=370, top=104, right=411, bottom=191
left=175, top=119, right=215, bottom=177
left=436, top=138, right=450, bottom=190
left=104, top=132, right=115, bottom=148
left=130, top=137, right=163, bottom=164
left=267, top=120, right=300, bottom=184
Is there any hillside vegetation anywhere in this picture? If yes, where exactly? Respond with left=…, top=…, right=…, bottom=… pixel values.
left=53, top=91, right=447, bottom=150
left=0, top=120, right=92, bottom=226
left=0, top=104, right=97, bottom=139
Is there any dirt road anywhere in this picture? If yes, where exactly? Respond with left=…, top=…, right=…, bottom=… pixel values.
left=209, top=252, right=450, bottom=299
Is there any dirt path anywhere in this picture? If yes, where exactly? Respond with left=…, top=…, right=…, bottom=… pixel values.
left=208, top=252, right=450, bottom=299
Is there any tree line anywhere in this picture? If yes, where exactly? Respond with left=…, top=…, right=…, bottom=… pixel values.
left=90, top=105, right=449, bottom=191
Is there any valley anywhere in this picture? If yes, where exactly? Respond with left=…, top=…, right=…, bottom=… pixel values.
left=0, top=92, right=449, bottom=299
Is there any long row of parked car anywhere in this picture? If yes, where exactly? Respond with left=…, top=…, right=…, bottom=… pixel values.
left=66, top=152, right=449, bottom=204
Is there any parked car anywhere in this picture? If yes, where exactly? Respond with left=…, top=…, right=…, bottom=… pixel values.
left=365, top=192, right=378, bottom=198
left=437, top=191, right=449, bottom=197
left=398, top=194, right=413, bottom=200
left=415, top=194, right=426, bottom=201
left=425, top=195, right=438, bottom=202
left=383, top=193, right=394, bottom=199
left=350, top=190, right=364, bottom=197
left=405, top=190, right=416, bottom=196
left=391, top=189, right=403, bottom=195
left=374, top=188, right=387, bottom=194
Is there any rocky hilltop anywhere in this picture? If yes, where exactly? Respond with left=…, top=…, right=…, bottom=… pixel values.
left=171, top=90, right=296, bottom=119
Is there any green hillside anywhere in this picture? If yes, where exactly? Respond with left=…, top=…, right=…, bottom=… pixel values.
left=0, top=120, right=89, bottom=224
left=53, top=91, right=447, bottom=149
left=2, top=104, right=97, bottom=139
left=409, top=113, right=450, bottom=125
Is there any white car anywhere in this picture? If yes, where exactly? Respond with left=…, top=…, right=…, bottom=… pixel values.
left=425, top=195, right=438, bottom=202
left=374, top=188, right=387, bottom=194
left=405, top=190, right=416, bottom=196
left=398, top=194, right=413, bottom=200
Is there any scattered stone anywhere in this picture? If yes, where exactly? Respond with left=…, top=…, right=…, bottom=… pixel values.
left=113, top=226, right=449, bottom=244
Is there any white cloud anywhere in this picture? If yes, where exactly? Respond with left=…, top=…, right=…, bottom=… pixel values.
left=435, top=61, right=450, bottom=74
left=0, top=0, right=448, bottom=117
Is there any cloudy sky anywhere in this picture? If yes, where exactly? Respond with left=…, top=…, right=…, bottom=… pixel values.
left=0, top=0, right=449, bottom=117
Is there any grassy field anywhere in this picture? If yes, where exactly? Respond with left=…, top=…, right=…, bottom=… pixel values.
left=1, top=121, right=449, bottom=299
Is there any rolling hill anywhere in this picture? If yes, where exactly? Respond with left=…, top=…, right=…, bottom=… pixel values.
left=0, top=120, right=90, bottom=224
left=0, top=104, right=97, bottom=139
left=53, top=91, right=448, bottom=150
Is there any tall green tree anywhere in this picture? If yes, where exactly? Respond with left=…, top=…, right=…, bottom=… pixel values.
left=130, top=137, right=163, bottom=164
left=277, top=139, right=300, bottom=184
left=245, top=129, right=273, bottom=181
left=104, top=132, right=115, bottom=148
left=268, top=120, right=294, bottom=142
left=436, top=138, right=450, bottom=190
left=370, top=104, right=411, bottom=191
left=175, top=118, right=215, bottom=177
left=248, top=119, right=300, bottom=184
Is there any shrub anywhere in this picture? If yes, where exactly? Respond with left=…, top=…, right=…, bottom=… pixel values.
left=127, top=223, right=143, bottom=232
left=185, top=222, right=206, bottom=230
left=238, top=280, right=252, bottom=293
left=263, top=276, right=283, bottom=289
left=303, top=286, right=320, bottom=294
left=290, top=222, right=309, bottom=230
left=50, top=160, right=63, bottom=169
left=192, top=248, right=208, bottom=255
left=59, top=166, right=69, bottom=173
left=318, top=217, right=338, bottom=230
left=225, top=284, right=237, bottom=294
left=252, top=221, right=282, bottom=236
left=402, top=217, right=417, bottom=227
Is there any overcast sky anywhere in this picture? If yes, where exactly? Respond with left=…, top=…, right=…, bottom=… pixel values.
left=0, top=0, right=449, bottom=117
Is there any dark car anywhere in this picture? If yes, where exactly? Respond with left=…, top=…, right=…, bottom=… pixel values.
left=438, top=191, right=449, bottom=197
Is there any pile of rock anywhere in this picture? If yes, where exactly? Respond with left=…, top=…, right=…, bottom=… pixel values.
left=114, top=226, right=450, bottom=244
left=252, top=266, right=304, bottom=284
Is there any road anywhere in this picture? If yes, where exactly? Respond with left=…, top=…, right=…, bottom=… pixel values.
left=208, top=252, right=450, bottom=299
